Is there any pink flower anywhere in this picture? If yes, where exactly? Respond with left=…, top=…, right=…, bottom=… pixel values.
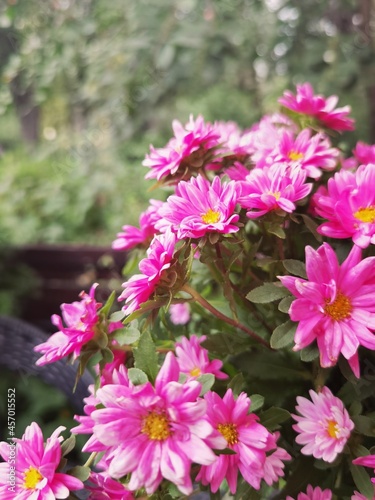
left=238, top=163, right=312, bottom=218
left=156, top=175, right=240, bottom=239
left=143, top=115, right=220, bottom=181
left=351, top=492, right=373, bottom=500
left=118, top=229, right=177, bottom=315
left=278, top=82, right=355, bottom=131
left=0, top=422, right=83, bottom=499
left=313, top=163, right=375, bottom=248
left=34, top=284, right=102, bottom=365
left=353, top=454, right=375, bottom=484
left=353, top=141, right=375, bottom=165
left=169, top=302, right=191, bottom=325
left=87, top=472, right=134, bottom=499
left=175, top=334, right=227, bottom=379
left=279, top=243, right=375, bottom=376
left=292, top=387, right=354, bottom=463
left=112, top=199, right=163, bottom=251
left=270, top=129, right=339, bottom=179
left=77, top=352, right=225, bottom=495
left=286, top=485, right=333, bottom=500
left=196, top=389, right=290, bottom=493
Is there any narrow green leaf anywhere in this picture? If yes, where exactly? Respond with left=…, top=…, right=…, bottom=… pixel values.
left=134, top=330, right=159, bottom=382
left=267, top=223, right=286, bottom=239
left=99, top=291, right=116, bottom=317
left=246, top=283, right=290, bottom=303
left=300, top=214, right=323, bottom=242
left=249, top=394, right=265, bottom=412
left=350, top=463, right=374, bottom=499
left=228, top=372, right=245, bottom=396
left=259, top=406, right=291, bottom=431
left=61, top=435, right=76, bottom=457
left=213, top=447, right=237, bottom=455
left=109, top=310, right=125, bottom=323
left=283, top=259, right=307, bottom=278
left=128, top=367, right=148, bottom=385
left=352, top=415, right=375, bottom=437
left=300, top=344, right=320, bottom=362
left=197, top=373, right=215, bottom=396
left=278, top=296, right=294, bottom=313
left=270, top=320, right=296, bottom=349
left=67, top=466, right=91, bottom=482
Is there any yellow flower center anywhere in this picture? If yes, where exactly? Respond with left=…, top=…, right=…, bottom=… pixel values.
left=217, top=423, right=239, bottom=446
left=326, top=419, right=339, bottom=439
left=142, top=411, right=171, bottom=441
left=23, top=467, right=43, bottom=489
left=288, top=150, right=304, bottom=161
left=354, top=206, right=375, bottom=224
left=271, top=191, right=281, bottom=200
left=189, top=366, right=201, bottom=377
left=324, top=292, right=352, bottom=321
left=201, top=208, right=220, bottom=224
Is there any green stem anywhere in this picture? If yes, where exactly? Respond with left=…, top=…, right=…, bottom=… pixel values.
left=182, top=283, right=270, bottom=349
left=83, top=452, right=97, bottom=468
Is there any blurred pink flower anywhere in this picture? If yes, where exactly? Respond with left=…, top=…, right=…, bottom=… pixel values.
left=351, top=491, right=373, bottom=500
left=353, top=141, right=375, bottom=165
left=353, top=454, right=375, bottom=484
left=87, top=472, right=134, bottom=499
left=34, top=283, right=101, bottom=365
left=175, top=334, right=227, bottom=379
left=118, top=229, right=177, bottom=315
left=0, top=422, right=83, bottom=499
left=238, top=163, right=312, bottom=218
left=196, top=389, right=290, bottom=493
left=313, top=163, right=375, bottom=248
left=279, top=243, right=375, bottom=376
left=79, top=352, right=225, bottom=495
left=286, top=485, right=333, bottom=500
left=278, top=82, right=355, bottom=131
left=156, top=174, right=240, bottom=239
left=112, top=199, right=162, bottom=251
left=143, top=115, right=220, bottom=181
left=270, top=129, right=339, bottom=179
left=169, top=302, right=191, bottom=325
left=292, top=387, right=354, bottom=463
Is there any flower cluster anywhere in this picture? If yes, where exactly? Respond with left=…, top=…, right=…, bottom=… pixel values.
left=30, top=83, right=375, bottom=499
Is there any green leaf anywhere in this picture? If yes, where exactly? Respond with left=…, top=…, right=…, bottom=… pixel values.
left=283, top=259, right=307, bottom=279
left=270, top=320, right=296, bottom=349
left=202, top=332, right=250, bottom=356
left=213, top=447, right=237, bottom=455
left=300, top=344, right=320, bottom=362
left=112, top=321, right=141, bottom=345
left=278, top=296, right=294, bottom=313
left=267, top=223, right=286, bottom=239
left=197, top=373, right=215, bottom=396
left=259, top=406, right=291, bottom=431
left=249, top=394, right=265, bottom=412
left=352, top=415, right=375, bottom=437
left=134, top=330, right=159, bottom=382
left=99, top=291, right=116, bottom=318
left=61, top=435, right=76, bottom=457
left=128, top=367, right=149, bottom=385
left=300, top=214, right=323, bottom=242
left=246, top=283, right=290, bottom=303
left=350, top=463, right=374, bottom=499
left=109, top=310, right=125, bottom=323
left=67, top=466, right=91, bottom=482
left=227, top=372, right=245, bottom=396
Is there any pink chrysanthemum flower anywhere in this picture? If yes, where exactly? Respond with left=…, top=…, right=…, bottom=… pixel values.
left=118, top=228, right=177, bottom=315
left=353, top=141, right=375, bottom=165
left=86, top=472, right=134, bottom=499
left=278, top=82, right=355, bottom=131
left=351, top=491, right=372, bottom=500
left=34, top=283, right=102, bottom=365
left=269, top=129, right=339, bottom=179
left=292, top=387, right=354, bottom=463
left=353, top=454, right=375, bottom=484
left=0, top=422, right=83, bottom=499
left=156, top=175, right=240, bottom=239
left=196, top=389, right=290, bottom=493
left=77, top=352, right=225, bottom=495
left=313, top=163, right=375, bottom=248
left=175, top=334, right=227, bottom=380
left=238, top=163, right=312, bottom=218
left=169, top=302, right=191, bottom=325
left=143, top=115, right=220, bottom=181
left=112, top=199, right=163, bottom=251
left=279, top=243, right=375, bottom=376
left=286, top=485, right=333, bottom=500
